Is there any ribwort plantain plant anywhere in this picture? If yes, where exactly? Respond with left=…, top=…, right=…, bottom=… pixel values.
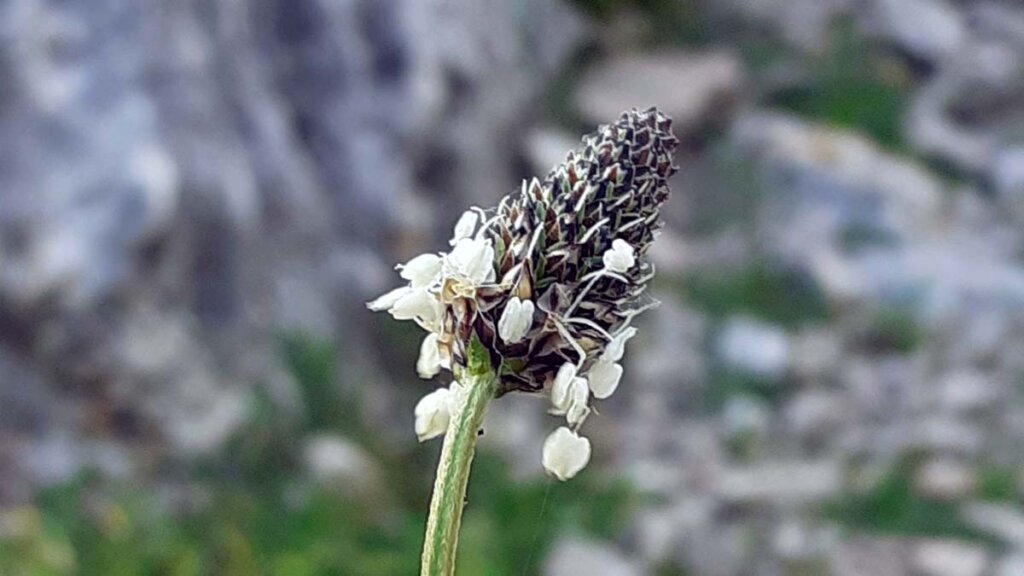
left=369, top=108, right=678, bottom=576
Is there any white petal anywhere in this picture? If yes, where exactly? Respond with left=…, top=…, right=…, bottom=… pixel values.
left=604, top=327, right=638, bottom=363
left=542, top=427, right=592, bottom=481
left=366, top=285, right=411, bottom=311
left=414, top=388, right=452, bottom=442
left=416, top=333, right=442, bottom=378
left=391, top=288, right=438, bottom=323
left=588, top=361, right=623, bottom=399
left=565, top=378, right=590, bottom=427
left=498, top=297, right=535, bottom=344
left=471, top=241, right=496, bottom=284
left=448, top=238, right=495, bottom=285
left=398, top=254, right=442, bottom=288
left=603, top=238, right=636, bottom=273
left=450, top=210, right=479, bottom=246
left=550, top=363, right=578, bottom=412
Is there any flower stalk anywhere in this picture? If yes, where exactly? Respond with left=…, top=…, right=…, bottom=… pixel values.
left=421, top=339, right=498, bottom=576
left=368, top=108, right=678, bottom=575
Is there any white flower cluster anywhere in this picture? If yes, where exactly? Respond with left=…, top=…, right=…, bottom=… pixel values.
left=367, top=208, right=493, bottom=381
left=369, top=210, right=642, bottom=481
left=539, top=321, right=636, bottom=480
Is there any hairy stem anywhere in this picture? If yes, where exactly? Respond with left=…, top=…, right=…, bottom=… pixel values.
left=421, top=341, right=498, bottom=576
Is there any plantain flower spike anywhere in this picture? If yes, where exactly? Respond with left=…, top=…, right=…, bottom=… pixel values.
left=370, top=108, right=677, bottom=480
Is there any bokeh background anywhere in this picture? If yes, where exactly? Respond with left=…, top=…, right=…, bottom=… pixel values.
left=2, top=0, right=1024, bottom=574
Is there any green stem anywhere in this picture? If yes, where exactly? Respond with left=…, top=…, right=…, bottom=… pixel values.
left=421, top=345, right=498, bottom=576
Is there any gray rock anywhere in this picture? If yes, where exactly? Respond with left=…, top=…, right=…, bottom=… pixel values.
left=866, top=417, right=984, bottom=456
left=910, top=539, right=989, bottom=576
left=865, top=0, right=966, bottom=63
left=790, top=328, right=843, bottom=381
left=994, top=552, right=1024, bottom=576
left=409, top=0, right=585, bottom=209
left=524, top=127, right=581, bottom=178
left=631, top=298, right=707, bottom=400
left=914, top=459, right=976, bottom=501
left=991, top=146, right=1024, bottom=223
left=733, top=112, right=946, bottom=244
left=478, top=393, right=546, bottom=481
left=969, top=3, right=1024, bottom=50
left=833, top=538, right=910, bottom=576
left=784, top=389, right=847, bottom=444
left=679, top=520, right=752, bottom=576
left=962, top=502, right=1024, bottom=548
left=543, top=538, right=641, bottom=576
left=713, top=459, right=843, bottom=504
left=303, top=434, right=377, bottom=492
left=716, top=316, right=791, bottom=381
left=0, top=0, right=588, bottom=502
left=721, top=394, right=771, bottom=441
left=633, top=501, right=712, bottom=564
left=773, top=519, right=839, bottom=561
left=732, top=111, right=947, bottom=305
left=575, top=51, right=744, bottom=136
left=714, top=0, right=855, bottom=53
left=935, top=371, right=999, bottom=414
left=906, top=40, right=1024, bottom=174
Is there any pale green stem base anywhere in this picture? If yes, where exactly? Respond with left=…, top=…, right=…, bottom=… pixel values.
left=420, top=353, right=498, bottom=576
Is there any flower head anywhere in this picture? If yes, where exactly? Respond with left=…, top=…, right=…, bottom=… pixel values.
left=369, top=108, right=677, bottom=479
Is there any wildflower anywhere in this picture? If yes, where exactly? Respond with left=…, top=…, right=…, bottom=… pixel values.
left=542, top=427, right=592, bottom=480
left=415, top=387, right=452, bottom=442
left=602, top=239, right=636, bottom=273
left=369, top=108, right=677, bottom=481
left=498, top=297, right=535, bottom=344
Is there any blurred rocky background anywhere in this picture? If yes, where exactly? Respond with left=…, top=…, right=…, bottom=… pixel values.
left=2, top=0, right=1024, bottom=574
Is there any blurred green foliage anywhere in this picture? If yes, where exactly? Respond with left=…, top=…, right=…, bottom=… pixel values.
left=767, top=22, right=912, bottom=151
left=827, top=464, right=979, bottom=541
left=682, top=263, right=831, bottom=329
left=826, top=458, right=1016, bottom=544
left=856, top=308, right=924, bottom=355
left=458, top=453, right=634, bottom=575
left=977, top=466, right=1021, bottom=503
left=706, top=370, right=781, bottom=412
left=838, top=222, right=899, bottom=254
left=0, top=336, right=635, bottom=575
left=281, top=334, right=353, bottom=432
